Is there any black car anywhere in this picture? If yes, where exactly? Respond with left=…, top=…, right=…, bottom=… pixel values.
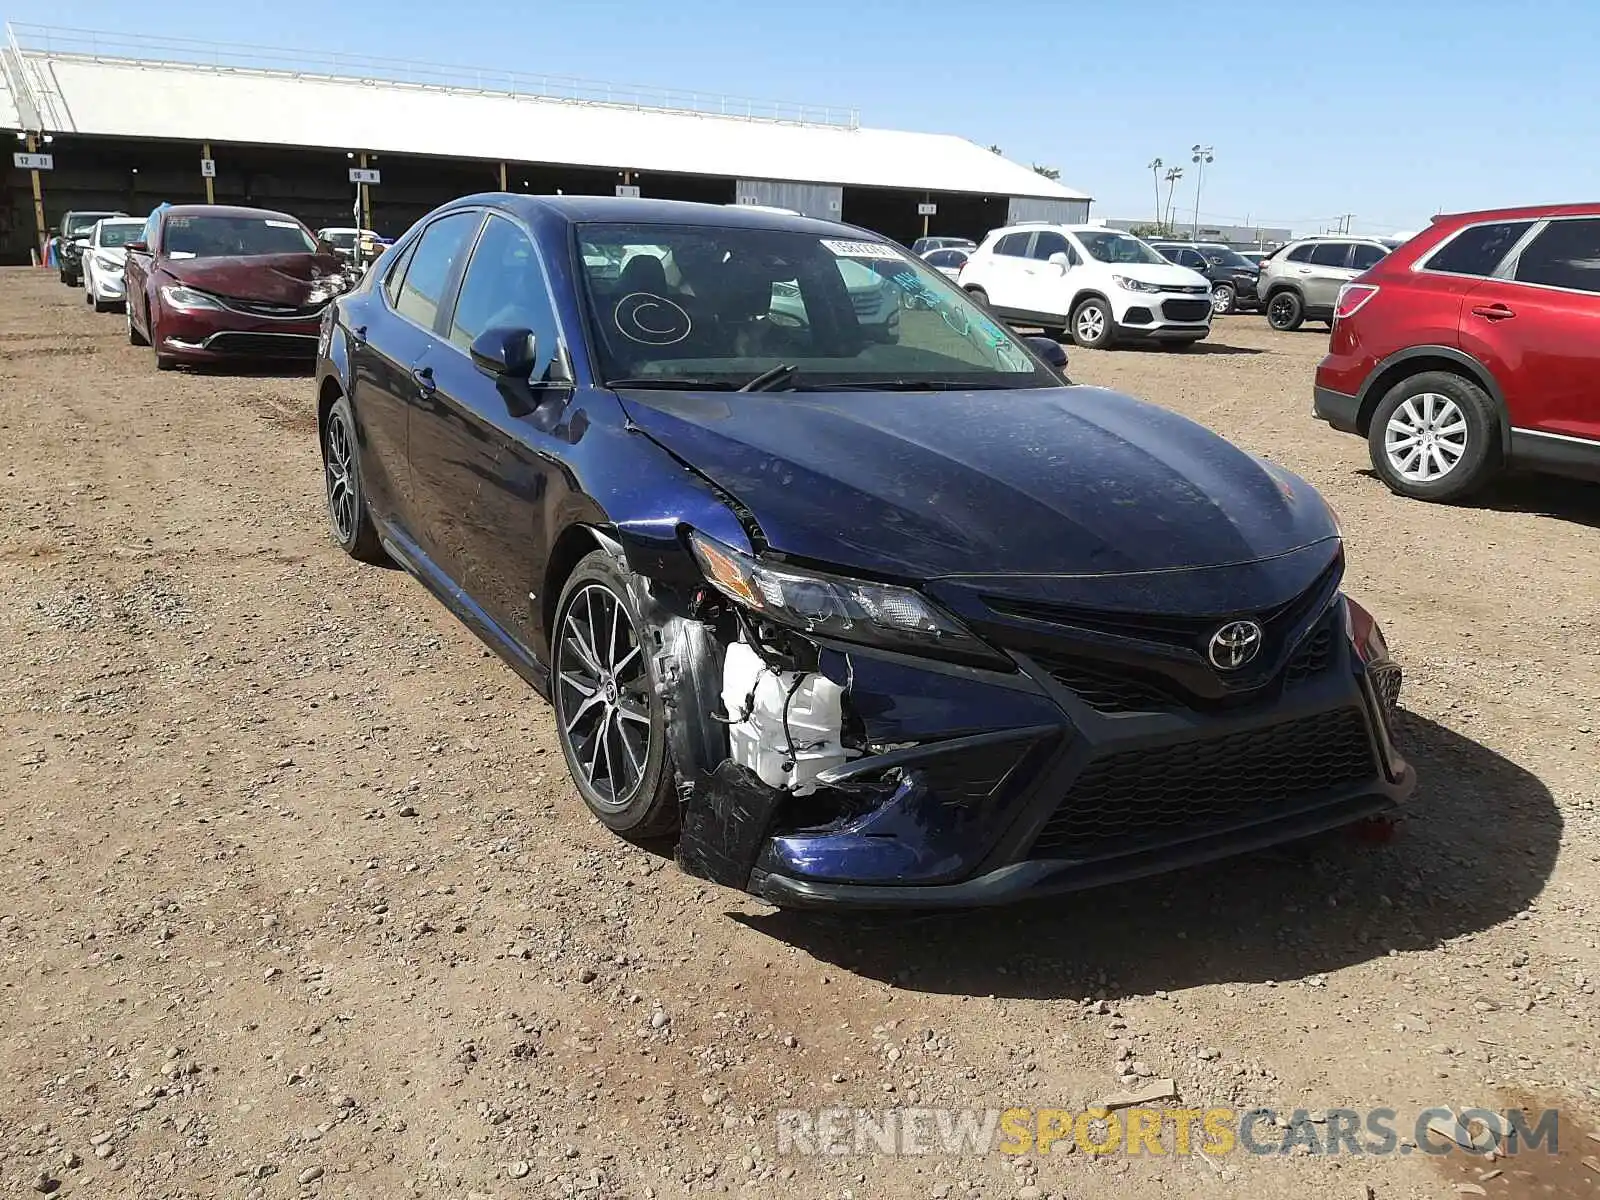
left=56, top=210, right=128, bottom=286
left=1150, top=241, right=1262, bottom=315
left=314, top=195, right=1412, bottom=909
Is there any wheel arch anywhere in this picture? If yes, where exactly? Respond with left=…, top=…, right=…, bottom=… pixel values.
left=1355, top=346, right=1511, bottom=455
left=1263, top=280, right=1303, bottom=300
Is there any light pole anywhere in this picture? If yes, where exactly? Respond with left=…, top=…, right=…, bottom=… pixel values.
left=1190, top=144, right=1214, bottom=239
left=1163, top=166, right=1184, bottom=231
left=1147, top=158, right=1164, bottom=230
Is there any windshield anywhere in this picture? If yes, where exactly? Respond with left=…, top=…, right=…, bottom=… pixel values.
left=1201, top=245, right=1255, bottom=269
left=322, top=230, right=359, bottom=250
left=575, top=222, right=1056, bottom=390
left=64, top=213, right=114, bottom=237
left=96, top=222, right=143, bottom=248
left=1075, top=231, right=1170, bottom=265
left=163, top=215, right=317, bottom=259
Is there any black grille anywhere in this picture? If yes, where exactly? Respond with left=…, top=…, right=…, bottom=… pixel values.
left=1037, top=655, right=1182, bottom=714
left=1029, top=707, right=1377, bottom=858
left=1285, top=615, right=1336, bottom=683
left=1122, top=306, right=1154, bottom=325
left=204, top=332, right=318, bottom=357
left=1369, top=663, right=1403, bottom=743
left=1161, top=298, right=1212, bottom=321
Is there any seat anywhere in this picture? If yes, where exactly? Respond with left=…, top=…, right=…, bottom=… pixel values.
left=617, top=254, right=670, bottom=296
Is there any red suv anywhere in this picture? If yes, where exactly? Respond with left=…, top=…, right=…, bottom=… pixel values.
left=1313, top=203, right=1600, bottom=501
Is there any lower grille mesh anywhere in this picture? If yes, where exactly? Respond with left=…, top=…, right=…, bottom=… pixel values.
left=1030, top=707, right=1376, bottom=858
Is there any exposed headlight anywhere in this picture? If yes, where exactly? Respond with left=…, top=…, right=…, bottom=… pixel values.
left=688, top=531, right=1003, bottom=665
left=1112, top=275, right=1162, bottom=294
left=160, top=284, right=222, bottom=310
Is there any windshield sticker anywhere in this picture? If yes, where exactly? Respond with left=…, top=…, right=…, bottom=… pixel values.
left=265, top=219, right=300, bottom=229
left=614, top=293, right=692, bottom=346
left=821, top=239, right=903, bottom=260
left=168, top=251, right=196, bottom=259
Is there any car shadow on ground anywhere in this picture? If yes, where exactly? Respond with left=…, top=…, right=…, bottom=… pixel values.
left=1166, top=341, right=1264, bottom=357
left=734, top=711, right=1561, bottom=999
left=1355, top=469, right=1600, bottom=530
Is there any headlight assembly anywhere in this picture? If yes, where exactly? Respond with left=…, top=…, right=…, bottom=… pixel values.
left=688, top=531, right=1005, bottom=666
left=1112, top=275, right=1162, bottom=294
left=160, top=284, right=222, bottom=311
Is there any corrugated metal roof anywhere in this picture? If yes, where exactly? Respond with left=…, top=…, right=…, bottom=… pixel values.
left=18, top=50, right=1090, bottom=201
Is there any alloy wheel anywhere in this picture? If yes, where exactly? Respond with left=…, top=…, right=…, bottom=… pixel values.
left=1211, top=285, right=1234, bottom=315
left=1384, top=392, right=1468, bottom=483
left=324, top=410, right=357, bottom=543
left=1268, top=294, right=1295, bottom=326
left=555, top=583, right=653, bottom=812
left=1075, top=306, right=1105, bottom=343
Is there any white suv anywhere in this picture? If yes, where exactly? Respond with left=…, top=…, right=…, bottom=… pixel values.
left=958, top=224, right=1214, bottom=349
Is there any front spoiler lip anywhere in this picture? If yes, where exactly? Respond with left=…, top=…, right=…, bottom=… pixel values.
left=753, top=767, right=1413, bottom=910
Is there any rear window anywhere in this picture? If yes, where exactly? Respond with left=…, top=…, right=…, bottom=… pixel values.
left=1286, top=244, right=1315, bottom=264
left=1423, top=221, right=1533, bottom=277
left=1348, top=243, right=1388, bottom=270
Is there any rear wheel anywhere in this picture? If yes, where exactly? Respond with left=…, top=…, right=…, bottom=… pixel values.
left=552, top=550, right=678, bottom=838
left=1266, top=289, right=1304, bottom=331
left=1070, top=297, right=1113, bottom=349
left=1367, top=371, right=1500, bottom=502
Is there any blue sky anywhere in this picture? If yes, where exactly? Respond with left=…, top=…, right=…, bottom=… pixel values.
left=27, top=0, right=1600, bottom=235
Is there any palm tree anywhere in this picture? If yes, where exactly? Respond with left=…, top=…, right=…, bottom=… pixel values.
left=1147, top=158, right=1164, bottom=230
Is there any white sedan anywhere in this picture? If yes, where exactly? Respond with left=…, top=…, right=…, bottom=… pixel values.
left=921, top=246, right=971, bottom=280
left=82, top=217, right=148, bottom=312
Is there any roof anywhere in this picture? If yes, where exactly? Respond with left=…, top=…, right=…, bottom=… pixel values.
left=12, top=48, right=1090, bottom=202
left=1432, top=202, right=1599, bottom=224
left=159, top=203, right=306, bottom=221
left=482, top=193, right=875, bottom=237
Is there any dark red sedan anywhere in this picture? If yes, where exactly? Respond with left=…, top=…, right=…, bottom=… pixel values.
left=123, top=205, right=351, bottom=370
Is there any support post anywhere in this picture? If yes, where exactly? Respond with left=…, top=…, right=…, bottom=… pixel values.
left=359, top=152, right=372, bottom=231
left=203, top=141, right=215, bottom=204
left=498, top=161, right=508, bottom=192
left=26, top=134, right=47, bottom=265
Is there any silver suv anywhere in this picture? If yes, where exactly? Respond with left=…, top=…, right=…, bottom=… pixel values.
left=1257, top=236, right=1390, bottom=330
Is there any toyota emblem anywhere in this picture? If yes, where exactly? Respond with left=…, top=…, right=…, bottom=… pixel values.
left=1208, top=620, right=1263, bottom=670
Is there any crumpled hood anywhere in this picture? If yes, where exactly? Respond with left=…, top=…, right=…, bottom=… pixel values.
left=161, top=252, right=349, bottom=305
left=618, top=385, right=1339, bottom=580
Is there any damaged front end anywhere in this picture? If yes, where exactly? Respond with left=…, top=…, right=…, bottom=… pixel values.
left=623, top=527, right=1413, bottom=911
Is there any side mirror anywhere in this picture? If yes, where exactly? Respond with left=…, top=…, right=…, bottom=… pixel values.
left=1048, top=251, right=1071, bottom=271
left=469, top=326, right=537, bottom=379
left=1024, top=335, right=1070, bottom=374
left=74, top=238, right=91, bottom=248
left=126, top=240, right=148, bottom=253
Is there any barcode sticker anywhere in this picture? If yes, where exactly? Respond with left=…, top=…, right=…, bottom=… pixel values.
left=821, top=239, right=902, bottom=260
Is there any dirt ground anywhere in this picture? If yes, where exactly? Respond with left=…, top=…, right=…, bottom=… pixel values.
left=2, top=266, right=1598, bottom=1200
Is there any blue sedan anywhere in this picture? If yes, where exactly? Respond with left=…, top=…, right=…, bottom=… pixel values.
left=314, top=195, right=1412, bottom=909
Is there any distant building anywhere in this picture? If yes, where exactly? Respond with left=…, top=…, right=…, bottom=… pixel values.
left=1104, top=218, right=1292, bottom=250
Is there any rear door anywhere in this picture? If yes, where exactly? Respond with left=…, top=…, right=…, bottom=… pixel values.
left=979, top=231, right=1035, bottom=312
left=1304, top=241, right=1355, bottom=310
left=1463, top=216, right=1600, bottom=445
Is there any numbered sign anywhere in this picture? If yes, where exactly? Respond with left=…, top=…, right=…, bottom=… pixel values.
left=14, top=152, right=53, bottom=170
left=349, top=168, right=381, bottom=185
left=200, top=158, right=216, bottom=178
left=917, top=202, right=938, bottom=216
left=615, top=184, right=641, bottom=198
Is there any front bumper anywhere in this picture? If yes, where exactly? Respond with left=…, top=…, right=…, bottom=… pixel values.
left=159, top=304, right=323, bottom=362
left=686, top=572, right=1413, bottom=910
left=1112, top=291, right=1213, bottom=341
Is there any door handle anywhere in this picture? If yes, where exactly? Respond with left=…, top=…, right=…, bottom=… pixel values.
left=411, top=365, right=436, bottom=395
left=1470, top=303, right=1515, bottom=321
left=1295, top=267, right=1313, bottom=275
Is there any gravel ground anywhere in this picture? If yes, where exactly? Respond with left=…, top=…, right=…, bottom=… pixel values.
left=1, top=267, right=1598, bottom=1200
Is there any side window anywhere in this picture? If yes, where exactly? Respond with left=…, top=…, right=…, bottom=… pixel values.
left=392, top=211, right=480, bottom=329
left=446, top=216, right=562, bottom=380
left=1424, top=222, right=1532, bottom=277
left=1180, top=248, right=1208, bottom=269
left=383, top=240, right=419, bottom=308
left=1286, top=244, right=1315, bottom=264
left=1514, top=219, right=1600, bottom=293
left=1029, top=232, right=1071, bottom=261
left=926, top=250, right=960, bottom=268
left=1308, top=242, right=1352, bottom=268
left=1349, top=243, right=1388, bottom=270
left=994, top=233, right=1031, bottom=257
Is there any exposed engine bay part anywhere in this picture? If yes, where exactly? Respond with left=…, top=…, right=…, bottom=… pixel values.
left=719, top=639, right=851, bottom=795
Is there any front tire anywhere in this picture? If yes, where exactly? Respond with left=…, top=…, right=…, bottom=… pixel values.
left=1070, top=297, right=1113, bottom=349
left=552, top=550, right=677, bottom=838
left=321, top=392, right=387, bottom=562
left=127, top=298, right=149, bottom=346
left=1367, top=371, right=1500, bottom=502
left=1266, top=289, right=1304, bottom=331
left=1038, top=325, right=1066, bottom=341
left=1211, top=283, right=1236, bottom=315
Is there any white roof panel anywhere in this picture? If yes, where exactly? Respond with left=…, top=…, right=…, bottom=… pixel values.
left=27, top=52, right=1089, bottom=201
left=0, top=64, right=19, bottom=129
